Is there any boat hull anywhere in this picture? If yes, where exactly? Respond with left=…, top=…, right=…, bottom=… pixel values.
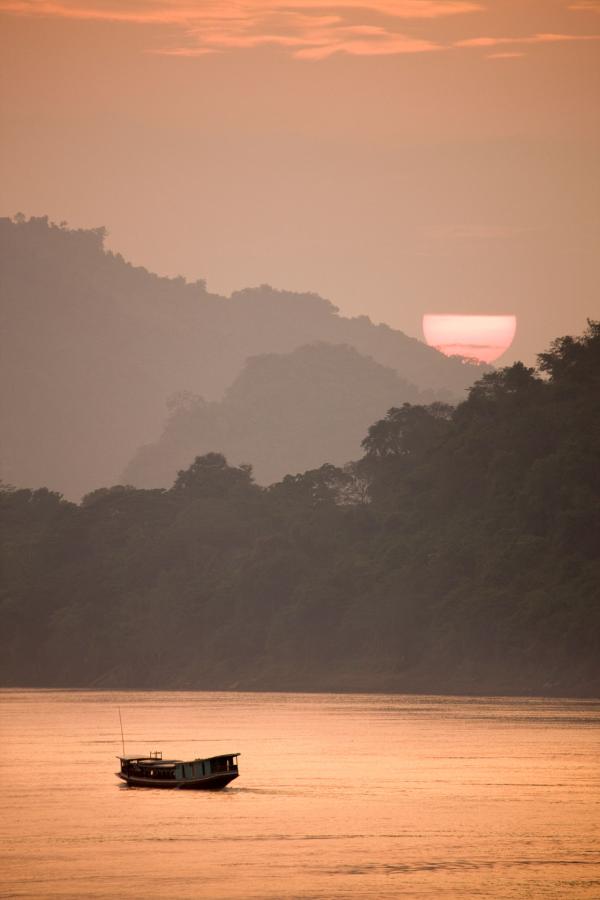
left=116, top=772, right=238, bottom=790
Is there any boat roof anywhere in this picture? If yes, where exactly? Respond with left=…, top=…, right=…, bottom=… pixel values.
left=118, top=754, right=166, bottom=762
left=117, top=753, right=240, bottom=763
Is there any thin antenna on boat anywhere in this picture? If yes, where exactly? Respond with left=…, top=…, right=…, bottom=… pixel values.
left=118, top=707, right=125, bottom=756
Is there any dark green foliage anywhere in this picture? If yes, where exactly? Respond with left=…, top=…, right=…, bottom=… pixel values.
left=1, top=323, right=599, bottom=695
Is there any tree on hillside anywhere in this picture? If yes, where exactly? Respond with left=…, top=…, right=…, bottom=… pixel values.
left=0, top=323, right=598, bottom=694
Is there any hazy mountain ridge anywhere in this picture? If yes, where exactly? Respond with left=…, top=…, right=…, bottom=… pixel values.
left=0, top=215, right=485, bottom=499
left=123, top=343, right=428, bottom=487
left=1, top=323, right=598, bottom=696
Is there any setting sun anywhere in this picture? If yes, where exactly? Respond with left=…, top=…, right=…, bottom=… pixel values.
left=422, top=314, right=517, bottom=364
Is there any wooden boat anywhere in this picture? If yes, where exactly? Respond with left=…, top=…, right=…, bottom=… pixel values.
left=116, top=751, right=240, bottom=789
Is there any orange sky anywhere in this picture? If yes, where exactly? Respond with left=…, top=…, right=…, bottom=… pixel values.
left=1, top=0, right=599, bottom=362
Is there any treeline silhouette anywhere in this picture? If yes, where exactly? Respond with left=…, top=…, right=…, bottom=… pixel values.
left=1, top=215, right=484, bottom=499
left=1, top=323, right=598, bottom=695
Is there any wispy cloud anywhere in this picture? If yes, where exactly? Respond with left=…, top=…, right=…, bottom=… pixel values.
left=456, top=32, right=600, bottom=49
left=568, top=1, right=600, bottom=11
left=486, top=51, right=525, bottom=59
left=1, top=1, right=598, bottom=60
left=0, top=1, right=482, bottom=24
left=0, top=0, right=477, bottom=58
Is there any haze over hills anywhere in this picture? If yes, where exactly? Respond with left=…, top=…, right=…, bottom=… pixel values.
left=0, top=215, right=485, bottom=499
left=1, top=323, right=598, bottom=696
left=124, top=343, right=427, bottom=488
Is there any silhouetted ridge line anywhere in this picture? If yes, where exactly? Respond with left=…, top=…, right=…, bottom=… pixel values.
left=0, top=215, right=485, bottom=498
left=123, top=343, right=429, bottom=488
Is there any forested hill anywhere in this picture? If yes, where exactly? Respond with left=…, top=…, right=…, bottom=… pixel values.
left=0, top=215, right=484, bottom=499
left=1, top=323, right=598, bottom=696
left=123, top=343, right=425, bottom=488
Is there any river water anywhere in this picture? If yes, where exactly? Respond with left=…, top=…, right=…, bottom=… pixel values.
left=1, top=690, right=599, bottom=898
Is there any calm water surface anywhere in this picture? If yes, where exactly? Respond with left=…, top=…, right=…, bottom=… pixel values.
left=1, top=691, right=599, bottom=898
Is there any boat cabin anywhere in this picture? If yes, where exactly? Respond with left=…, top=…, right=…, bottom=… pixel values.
left=117, top=751, right=240, bottom=789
